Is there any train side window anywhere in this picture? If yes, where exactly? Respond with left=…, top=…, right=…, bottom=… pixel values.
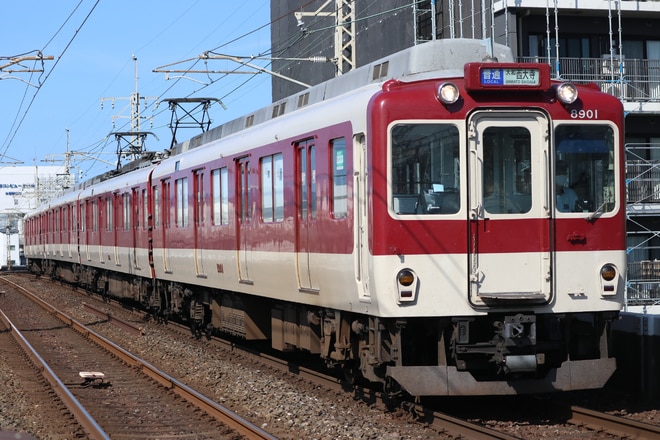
left=261, top=153, right=284, bottom=223
left=297, top=140, right=317, bottom=220
left=123, top=193, right=131, bottom=230
left=62, top=205, right=68, bottom=233
left=332, top=138, right=347, bottom=218
left=194, top=171, right=204, bottom=226
left=93, top=200, right=98, bottom=232
left=162, top=181, right=171, bottom=229
left=153, top=186, right=160, bottom=229
left=106, top=197, right=113, bottom=231
left=80, top=201, right=86, bottom=232
left=310, top=146, right=316, bottom=219
left=391, top=123, right=460, bottom=215
left=143, top=189, right=148, bottom=230
left=212, top=167, right=229, bottom=225
left=175, top=177, right=189, bottom=227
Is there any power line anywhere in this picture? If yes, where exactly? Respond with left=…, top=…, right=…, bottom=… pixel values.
left=0, top=0, right=100, bottom=161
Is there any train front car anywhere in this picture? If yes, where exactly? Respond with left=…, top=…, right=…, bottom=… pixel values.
left=363, top=44, right=625, bottom=396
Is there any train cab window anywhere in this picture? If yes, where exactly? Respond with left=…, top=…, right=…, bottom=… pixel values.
left=555, top=124, right=616, bottom=214
left=391, top=123, right=460, bottom=215
left=175, top=177, right=189, bottom=227
left=332, top=138, right=348, bottom=218
left=261, top=153, right=284, bottom=223
left=212, top=167, right=229, bottom=225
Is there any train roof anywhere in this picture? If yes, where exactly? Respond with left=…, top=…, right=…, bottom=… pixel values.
left=172, top=38, right=513, bottom=156
left=70, top=38, right=513, bottom=193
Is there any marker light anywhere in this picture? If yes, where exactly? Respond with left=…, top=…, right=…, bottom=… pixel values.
left=600, top=264, right=617, bottom=281
left=398, top=269, right=415, bottom=286
left=396, top=268, right=417, bottom=303
left=437, top=82, right=460, bottom=105
left=556, top=82, right=578, bottom=104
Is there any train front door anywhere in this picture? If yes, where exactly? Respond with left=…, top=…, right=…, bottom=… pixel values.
left=467, top=111, right=552, bottom=304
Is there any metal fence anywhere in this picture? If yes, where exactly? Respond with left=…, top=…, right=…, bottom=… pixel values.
left=518, top=56, right=660, bottom=102
left=627, top=260, right=660, bottom=307
left=626, top=160, right=660, bottom=204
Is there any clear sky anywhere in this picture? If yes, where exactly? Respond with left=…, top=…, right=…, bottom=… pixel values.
left=1, top=0, right=273, bottom=180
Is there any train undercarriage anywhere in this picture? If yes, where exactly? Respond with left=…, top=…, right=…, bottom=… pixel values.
left=30, top=258, right=618, bottom=396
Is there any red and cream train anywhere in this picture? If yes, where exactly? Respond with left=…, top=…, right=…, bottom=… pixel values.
left=24, top=39, right=626, bottom=396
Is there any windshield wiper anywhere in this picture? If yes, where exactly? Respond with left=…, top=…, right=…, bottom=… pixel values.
left=585, top=201, right=608, bottom=222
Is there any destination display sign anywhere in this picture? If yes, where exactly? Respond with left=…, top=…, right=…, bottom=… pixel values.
left=480, top=68, right=540, bottom=86
left=464, top=62, right=550, bottom=91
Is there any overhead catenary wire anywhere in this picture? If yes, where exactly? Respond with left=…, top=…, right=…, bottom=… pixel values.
left=0, top=0, right=100, bottom=162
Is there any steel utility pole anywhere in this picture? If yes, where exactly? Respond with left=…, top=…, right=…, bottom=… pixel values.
left=101, top=55, right=158, bottom=168
left=295, top=0, right=355, bottom=75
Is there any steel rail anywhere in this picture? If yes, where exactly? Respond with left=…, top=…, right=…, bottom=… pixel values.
left=569, top=405, right=660, bottom=440
left=83, top=302, right=144, bottom=336
left=0, top=308, right=110, bottom=439
left=0, top=276, right=277, bottom=440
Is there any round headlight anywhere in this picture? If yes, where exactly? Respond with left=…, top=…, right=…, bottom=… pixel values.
left=397, top=269, right=415, bottom=287
left=556, top=82, right=578, bottom=104
left=601, top=264, right=617, bottom=281
left=437, top=82, right=460, bottom=105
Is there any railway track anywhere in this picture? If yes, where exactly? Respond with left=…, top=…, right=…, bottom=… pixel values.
left=567, top=405, right=660, bottom=440
left=0, top=276, right=275, bottom=439
left=4, top=273, right=660, bottom=440
left=0, top=307, right=85, bottom=439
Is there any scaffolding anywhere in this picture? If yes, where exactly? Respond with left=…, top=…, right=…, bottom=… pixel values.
left=626, top=143, right=660, bottom=307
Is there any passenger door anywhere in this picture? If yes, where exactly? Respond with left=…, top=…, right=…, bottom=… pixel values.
left=467, top=111, right=552, bottom=304
left=193, top=170, right=206, bottom=277
left=295, top=139, right=320, bottom=292
left=236, top=157, right=253, bottom=284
